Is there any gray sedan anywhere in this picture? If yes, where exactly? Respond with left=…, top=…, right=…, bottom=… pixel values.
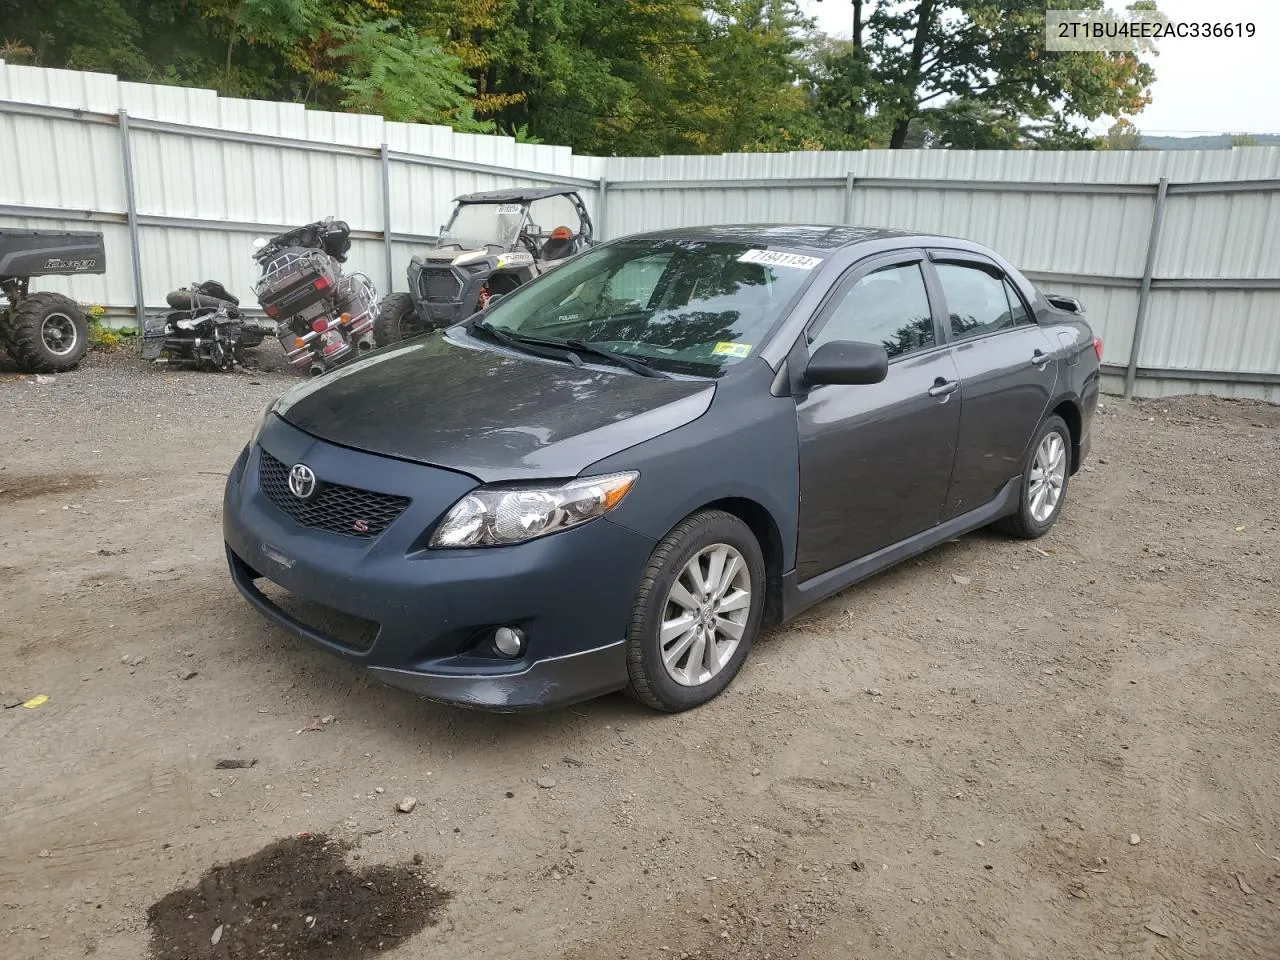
left=223, top=225, right=1100, bottom=713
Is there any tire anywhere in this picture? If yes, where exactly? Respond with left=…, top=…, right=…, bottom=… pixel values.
left=6, top=292, right=90, bottom=374
left=625, top=510, right=766, bottom=712
left=996, top=414, right=1072, bottom=539
left=373, top=292, right=417, bottom=348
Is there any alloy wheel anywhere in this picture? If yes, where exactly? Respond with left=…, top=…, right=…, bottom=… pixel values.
left=41, top=312, right=79, bottom=357
left=1029, top=431, right=1067, bottom=523
left=659, top=543, right=752, bottom=687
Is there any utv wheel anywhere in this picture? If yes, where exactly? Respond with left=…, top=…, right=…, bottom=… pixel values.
left=997, top=414, right=1072, bottom=539
left=625, top=510, right=766, bottom=712
left=7, top=292, right=90, bottom=374
left=373, top=292, right=417, bottom=347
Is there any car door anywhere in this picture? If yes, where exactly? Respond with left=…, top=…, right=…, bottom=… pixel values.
left=927, top=253, right=1059, bottom=520
left=794, top=251, right=962, bottom=582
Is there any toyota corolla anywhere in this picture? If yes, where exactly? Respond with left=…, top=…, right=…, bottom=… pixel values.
left=223, top=225, right=1099, bottom=713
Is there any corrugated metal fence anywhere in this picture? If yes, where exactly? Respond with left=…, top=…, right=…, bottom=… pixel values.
left=2, top=61, right=1278, bottom=400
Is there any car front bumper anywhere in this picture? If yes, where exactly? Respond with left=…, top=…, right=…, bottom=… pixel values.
left=221, top=417, right=655, bottom=711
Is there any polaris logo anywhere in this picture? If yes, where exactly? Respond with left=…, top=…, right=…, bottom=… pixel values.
left=44, top=257, right=98, bottom=271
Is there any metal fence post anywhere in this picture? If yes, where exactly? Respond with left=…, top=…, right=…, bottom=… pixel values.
left=596, top=176, right=608, bottom=241
left=380, top=143, right=394, bottom=293
left=117, top=109, right=146, bottom=334
left=1125, top=176, right=1169, bottom=398
left=843, top=172, right=855, bottom=224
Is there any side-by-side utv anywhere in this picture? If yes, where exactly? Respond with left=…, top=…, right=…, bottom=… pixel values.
left=373, top=187, right=595, bottom=346
left=0, top=229, right=106, bottom=374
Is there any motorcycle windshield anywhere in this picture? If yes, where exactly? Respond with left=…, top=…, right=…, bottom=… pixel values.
left=439, top=202, right=525, bottom=250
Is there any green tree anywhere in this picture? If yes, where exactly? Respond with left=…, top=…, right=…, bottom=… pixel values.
left=812, top=0, right=1158, bottom=150
left=333, top=17, right=492, bottom=130
left=1104, top=118, right=1143, bottom=150
left=1230, top=133, right=1261, bottom=147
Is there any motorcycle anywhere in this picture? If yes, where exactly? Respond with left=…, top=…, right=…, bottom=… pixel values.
left=251, top=218, right=378, bottom=377
left=141, top=280, right=266, bottom=371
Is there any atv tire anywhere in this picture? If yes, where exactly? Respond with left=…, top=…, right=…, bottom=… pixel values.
left=373, top=292, right=417, bottom=348
left=5, top=292, right=90, bottom=374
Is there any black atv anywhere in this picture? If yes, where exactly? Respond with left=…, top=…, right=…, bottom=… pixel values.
left=0, top=229, right=106, bottom=374
left=373, top=187, right=595, bottom=346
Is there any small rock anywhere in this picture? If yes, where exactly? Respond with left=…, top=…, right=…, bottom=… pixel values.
left=1068, top=887, right=1089, bottom=899
left=177, top=669, right=198, bottom=681
left=751, top=767, right=761, bottom=777
left=1236, top=872, right=1255, bottom=895
left=1129, top=833, right=1141, bottom=845
left=505, top=791, right=515, bottom=799
left=1144, top=922, right=1170, bottom=938
left=215, top=758, right=256, bottom=769
left=396, top=796, right=418, bottom=813
left=1097, top=457, right=1109, bottom=464
left=211, top=924, right=223, bottom=945
left=121, top=654, right=145, bottom=667
left=975, top=840, right=984, bottom=847
left=38, top=849, right=50, bottom=858
left=952, top=574, right=971, bottom=585
left=374, top=787, right=384, bottom=794
left=209, top=789, right=222, bottom=798
left=1043, top=667, right=1058, bottom=675
left=320, top=715, right=336, bottom=725
left=537, top=777, right=557, bottom=789
left=865, top=687, right=883, bottom=697
left=412, top=853, right=423, bottom=865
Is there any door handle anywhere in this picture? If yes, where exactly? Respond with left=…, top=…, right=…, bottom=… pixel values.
left=928, top=378, right=959, bottom=398
left=1030, top=349, right=1050, bottom=367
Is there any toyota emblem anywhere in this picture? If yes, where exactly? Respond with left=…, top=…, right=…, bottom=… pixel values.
left=287, top=463, right=317, bottom=499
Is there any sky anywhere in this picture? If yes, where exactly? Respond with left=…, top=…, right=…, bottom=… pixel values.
left=795, top=0, right=1280, bottom=136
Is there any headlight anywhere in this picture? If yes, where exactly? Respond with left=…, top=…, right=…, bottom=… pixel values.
left=248, top=399, right=276, bottom=447
left=429, top=471, right=638, bottom=548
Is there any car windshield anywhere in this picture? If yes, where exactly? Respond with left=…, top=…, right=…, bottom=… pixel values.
left=474, top=238, right=822, bottom=376
left=439, top=202, right=526, bottom=250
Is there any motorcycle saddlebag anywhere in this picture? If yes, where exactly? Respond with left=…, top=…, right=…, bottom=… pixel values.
left=141, top=313, right=171, bottom=359
left=254, top=247, right=341, bottom=319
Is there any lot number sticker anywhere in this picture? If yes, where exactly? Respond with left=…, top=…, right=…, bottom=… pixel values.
left=737, top=249, right=823, bottom=270
left=712, top=341, right=753, bottom=358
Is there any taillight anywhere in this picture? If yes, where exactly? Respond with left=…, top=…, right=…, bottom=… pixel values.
left=263, top=303, right=279, bottom=318
left=313, top=276, right=331, bottom=291
left=1093, top=337, right=1103, bottom=361
left=311, top=318, right=328, bottom=333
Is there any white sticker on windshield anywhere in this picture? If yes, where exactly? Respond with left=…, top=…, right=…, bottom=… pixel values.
left=737, top=249, right=823, bottom=270
left=497, top=204, right=523, bottom=215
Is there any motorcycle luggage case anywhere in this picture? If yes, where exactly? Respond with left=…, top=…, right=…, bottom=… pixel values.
left=255, top=248, right=341, bottom=318
left=141, top=314, right=171, bottom=359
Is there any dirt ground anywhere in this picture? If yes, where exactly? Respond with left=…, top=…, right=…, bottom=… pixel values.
left=2, top=349, right=1278, bottom=960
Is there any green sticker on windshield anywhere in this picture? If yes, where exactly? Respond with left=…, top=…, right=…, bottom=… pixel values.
left=713, top=341, right=752, bottom=359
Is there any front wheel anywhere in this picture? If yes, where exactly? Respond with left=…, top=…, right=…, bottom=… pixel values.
left=625, top=510, right=766, bottom=712
left=372, top=292, right=417, bottom=348
left=997, top=414, right=1072, bottom=539
left=5, top=292, right=90, bottom=374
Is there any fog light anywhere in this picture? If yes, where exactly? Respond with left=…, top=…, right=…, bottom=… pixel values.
left=493, top=626, right=525, bottom=658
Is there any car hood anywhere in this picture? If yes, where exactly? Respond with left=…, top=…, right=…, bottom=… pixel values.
left=273, top=331, right=715, bottom=483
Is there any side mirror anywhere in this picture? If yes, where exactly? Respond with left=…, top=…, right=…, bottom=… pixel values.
left=803, top=340, right=889, bottom=387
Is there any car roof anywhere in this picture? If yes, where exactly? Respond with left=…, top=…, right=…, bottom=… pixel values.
left=623, top=223, right=976, bottom=255
left=454, top=187, right=581, bottom=204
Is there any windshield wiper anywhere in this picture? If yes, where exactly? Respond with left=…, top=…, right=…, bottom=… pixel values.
left=563, top=339, right=672, bottom=379
left=472, top=321, right=671, bottom=379
left=471, top=319, right=573, bottom=361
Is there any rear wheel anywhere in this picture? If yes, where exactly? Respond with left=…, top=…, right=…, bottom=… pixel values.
left=625, top=510, right=765, bottom=712
left=6, top=292, right=90, bottom=374
left=372, top=292, right=417, bottom=347
left=997, top=414, right=1071, bottom=539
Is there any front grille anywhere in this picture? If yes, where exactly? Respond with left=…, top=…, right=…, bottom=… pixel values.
left=419, top=267, right=462, bottom=302
left=256, top=578, right=380, bottom=652
left=258, top=451, right=410, bottom=538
